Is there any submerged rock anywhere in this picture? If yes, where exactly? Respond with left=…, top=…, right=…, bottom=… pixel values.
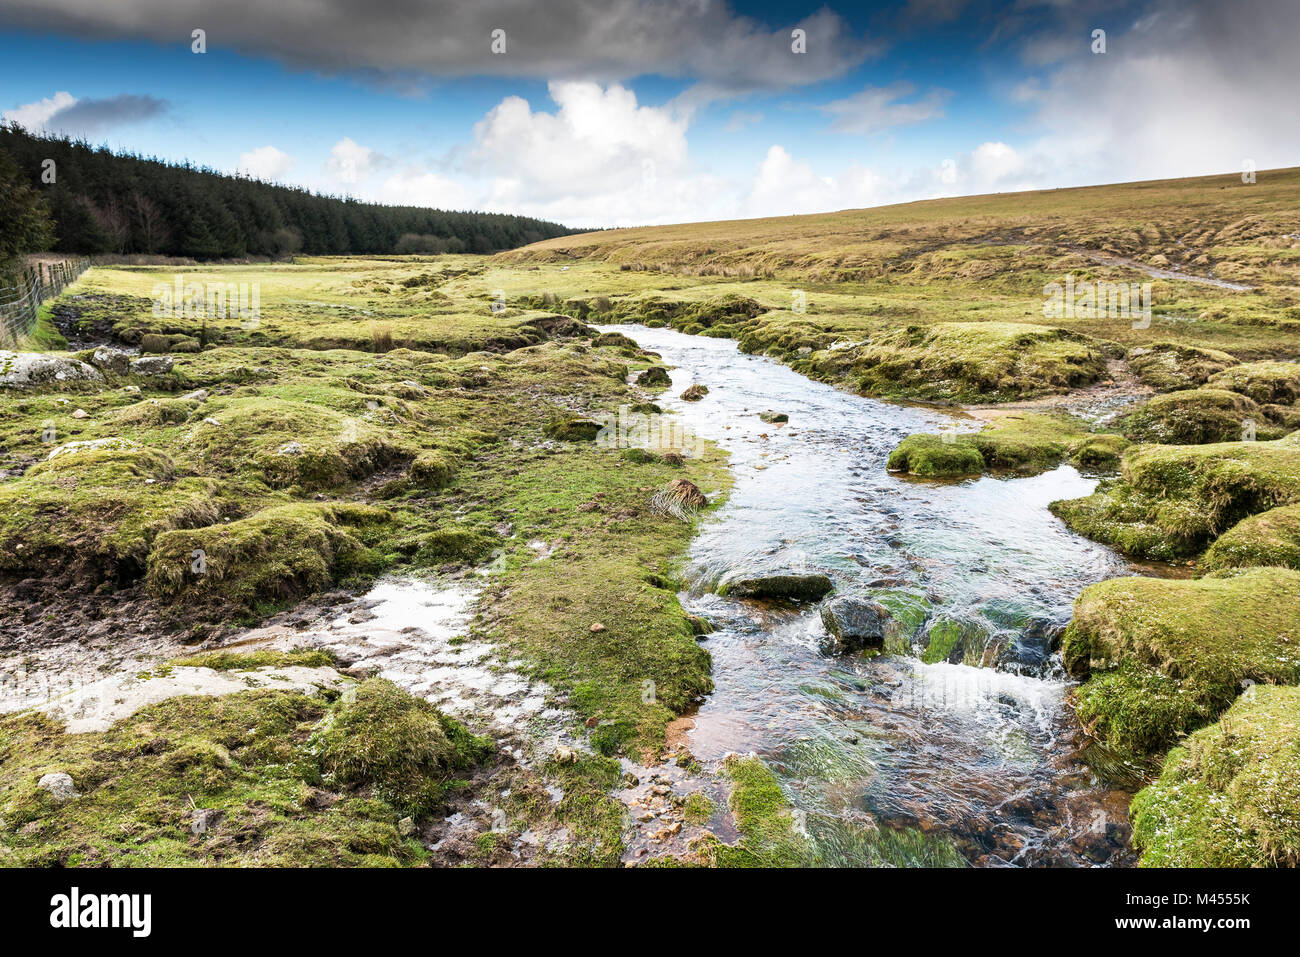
left=0, top=350, right=102, bottom=389
left=758, top=410, right=789, bottom=424
left=819, top=595, right=891, bottom=653
left=720, top=572, right=834, bottom=603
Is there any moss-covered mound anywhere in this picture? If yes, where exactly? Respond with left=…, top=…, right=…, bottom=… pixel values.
left=0, top=444, right=221, bottom=579
left=1202, top=504, right=1300, bottom=570
left=0, top=673, right=486, bottom=866
left=1119, top=387, right=1277, bottom=444
left=309, top=678, right=489, bottom=817
left=189, top=395, right=404, bottom=490
left=1050, top=432, right=1300, bottom=560
left=1126, top=342, right=1238, bottom=391
left=146, top=502, right=395, bottom=614
left=887, top=433, right=985, bottom=476
left=1206, top=360, right=1300, bottom=405
left=888, top=413, right=1129, bottom=477
left=1131, top=684, right=1300, bottom=867
left=1065, top=568, right=1300, bottom=758
left=852, top=323, right=1108, bottom=403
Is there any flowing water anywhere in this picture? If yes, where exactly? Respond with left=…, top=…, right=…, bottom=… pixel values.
left=604, top=324, right=1147, bottom=867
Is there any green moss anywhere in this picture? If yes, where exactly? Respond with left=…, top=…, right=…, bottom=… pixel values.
left=409, top=450, right=458, bottom=488
left=0, top=444, right=222, bottom=580
left=1202, top=504, right=1300, bottom=570
left=921, top=615, right=988, bottom=665
left=852, top=322, right=1107, bottom=403
left=191, top=394, right=402, bottom=490
left=1206, top=360, right=1300, bottom=405
left=683, top=792, right=715, bottom=825
left=171, top=648, right=336, bottom=671
left=889, top=413, right=1128, bottom=478
left=1064, top=567, right=1300, bottom=758
left=145, top=502, right=395, bottom=615
left=1051, top=432, right=1300, bottom=560
left=1132, top=684, right=1300, bottom=867
left=543, top=413, right=602, bottom=441
left=0, top=685, right=473, bottom=866
left=706, top=755, right=817, bottom=867
left=1127, top=342, right=1237, bottom=391
left=1120, top=387, right=1274, bottom=444
left=309, top=678, right=490, bottom=818
left=1074, top=661, right=1214, bottom=763
left=887, top=434, right=984, bottom=476
left=415, top=526, right=496, bottom=566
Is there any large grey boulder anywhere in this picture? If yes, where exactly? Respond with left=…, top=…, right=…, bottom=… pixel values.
left=819, top=595, right=891, bottom=654
left=0, top=350, right=102, bottom=389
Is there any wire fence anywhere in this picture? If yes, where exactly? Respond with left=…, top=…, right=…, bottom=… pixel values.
left=0, top=257, right=93, bottom=348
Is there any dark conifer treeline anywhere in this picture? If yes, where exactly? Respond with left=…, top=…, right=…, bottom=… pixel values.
left=0, top=125, right=578, bottom=259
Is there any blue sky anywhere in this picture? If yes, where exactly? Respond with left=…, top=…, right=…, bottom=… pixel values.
left=1, top=0, right=1296, bottom=227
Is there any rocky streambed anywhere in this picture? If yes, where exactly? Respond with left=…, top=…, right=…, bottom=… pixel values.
left=602, top=324, right=1159, bottom=866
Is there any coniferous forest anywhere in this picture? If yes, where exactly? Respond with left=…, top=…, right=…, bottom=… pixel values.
left=0, top=125, right=578, bottom=260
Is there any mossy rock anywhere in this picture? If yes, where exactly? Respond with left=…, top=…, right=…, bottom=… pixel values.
left=310, top=678, right=489, bottom=817
left=1202, top=503, right=1300, bottom=571
left=1064, top=567, right=1300, bottom=758
left=889, top=413, right=1126, bottom=477
left=921, top=615, right=989, bottom=665
left=718, top=572, right=833, bottom=602
left=1127, top=342, right=1238, bottom=391
left=1131, top=684, right=1300, bottom=867
left=681, top=384, right=709, bottom=401
left=635, top=366, right=672, bottom=389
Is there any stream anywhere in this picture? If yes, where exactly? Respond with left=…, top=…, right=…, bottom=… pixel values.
left=605, top=324, right=1146, bottom=867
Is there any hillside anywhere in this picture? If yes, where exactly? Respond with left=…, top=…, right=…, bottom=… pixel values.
left=497, top=168, right=1300, bottom=290
left=0, top=125, right=578, bottom=260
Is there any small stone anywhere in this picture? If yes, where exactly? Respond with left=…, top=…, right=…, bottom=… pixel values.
left=37, top=772, right=79, bottom=802
left=589, top=622, right=606, bottom=633
left=553, top=746, right=578, bottom=764
left=398, top=817, right=415, bottom=836
left=70, top=408, right=88, bottom=419
left=278, top=441, right=305, bottom=456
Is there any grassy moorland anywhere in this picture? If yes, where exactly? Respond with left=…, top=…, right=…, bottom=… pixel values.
left=3, top=167, right=1300, bottom=867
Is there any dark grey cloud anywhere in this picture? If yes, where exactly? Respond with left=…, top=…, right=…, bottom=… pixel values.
left=0, top=0, right=873, bottom=92
left=45, top=93, right=168, bottom=133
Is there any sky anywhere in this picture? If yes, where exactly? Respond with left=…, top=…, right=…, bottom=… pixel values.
left=1, top=0, right=1297, bottom=229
